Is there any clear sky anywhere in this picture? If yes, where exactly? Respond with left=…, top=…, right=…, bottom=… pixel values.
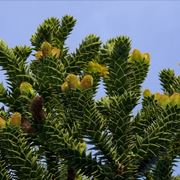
left=0, top=0, right=180, bottom=175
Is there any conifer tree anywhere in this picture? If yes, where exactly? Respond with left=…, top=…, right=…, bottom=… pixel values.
left=0, top=15, right=180, bottom=180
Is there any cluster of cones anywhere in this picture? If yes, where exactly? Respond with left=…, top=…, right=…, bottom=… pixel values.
left=0, top=112, right=22, bottom=128
left=35, top=41, right=61, bottom=60
left=0, top=111, right=33, bottom=134
left=128, top=49, right=150, bottom=64
left=61, top=74, right=94, bottom=92
left=0, top=95, right=44, bottom=134
left=143, top=89, right=180, bottom=108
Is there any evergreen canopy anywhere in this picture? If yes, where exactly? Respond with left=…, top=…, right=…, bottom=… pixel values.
left=0, top=15, right=180, bottom=180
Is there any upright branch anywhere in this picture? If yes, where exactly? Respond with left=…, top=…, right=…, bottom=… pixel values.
left=0, top=15, right=179, bottom=180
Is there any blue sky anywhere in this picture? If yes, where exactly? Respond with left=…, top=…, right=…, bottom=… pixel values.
left=0, top=0, right=180, bottom=175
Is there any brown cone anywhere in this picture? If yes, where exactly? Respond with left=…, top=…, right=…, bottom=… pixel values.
left=30, top=96, right=45, bottom=124
left=21, top=118, right=33, bottom=133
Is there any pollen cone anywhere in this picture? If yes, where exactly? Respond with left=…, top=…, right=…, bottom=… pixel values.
left=155, top=93, right=170, bottom=107
left=10, top=112, right=21, bottom=126
left=0, top=117, right=6, bottom=128
left=131, top=49, right=142, bottom=61
left=170, top=93, right=180, bottom=107
left=158, top=94, right=170, bottom=107
left=20, top=82, right=34, bottom=96
left=51, top=47, right=61, bottom=58
left=143, top=89, right=151, bottom=97
left=65, top=74, right=80, bottom=89
left=80, top=75, right=93, bottom=89
left=41, top=41, right=52, bottom=57
left=61, top=82, right=69, bottom=92
left=142, top=53, right=150, bottom=64
left=35, top=51, right=43, bottom=60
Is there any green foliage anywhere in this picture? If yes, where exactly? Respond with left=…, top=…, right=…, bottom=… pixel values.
left=0, top=126, right=52, bottom=179
left=159, top=69, right=180, bottom=94
left=0, top=15, right=180, bottom=180
left=65, top=34, right=101, bottom=74
left=31, top=16, right=76, bottom=49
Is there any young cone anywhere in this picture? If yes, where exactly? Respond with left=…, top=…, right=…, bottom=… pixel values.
left=143, top=89, right=151, bottom=97
left=65, top=74, right=80, bottom=89
left=170, top=93, right=180, bottom=107
left=131, top=49, right=142, bottom=61
left=10, top=112, right=22, bottom=126
left=61, top=82, right=69, bottom=92
left=51, top=47, right=61, bottom=58
left=80, top=75, right=93, bottom=89
left=87, top=61, right=109, bottom=77
left=0, top=117, right=6, bottom=128
left=158, top=94, right=170, bottom=107
left=142, top=53, right=150, bottom=64
left=35, top=51, right=43, bottom=60
left=154, top=93, right=170, bottom=107
left=41, top=41, right=52, bottom=57
left=20, top=82, right=34, bottom=96
left=154, top=93, right=162, bottom=101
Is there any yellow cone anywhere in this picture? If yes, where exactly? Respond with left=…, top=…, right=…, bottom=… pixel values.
left=87, top=61, right=109, bottom=77
left=170, top=93, right=180, bottom=107
left=20, top=82, right=34, bottom=96
left=154, top=93, right=162, bottom=101
left=0, top=117, right=6, bottom=128
left=65, top=74, right=80, bottom=89
left=100, top=65, right=109, bottom=77
left=80, top=75, right=93, bottom=89
left=61, top=82, right=69, bottom=92
left=35, top=51, right=43, bottom=60
left=154, top=93, right=170, bottom=107
left=87, top=61, right=101, bottom=73
left=143, top=89, right=151, bottom=97
left=10, top=112, right=21, bottom=126
left=142, top=53, right=150, bottom=64
left=158, top=94, right=170, bottom=107
left=51, top=47, right=61, bottom=58
left=131, top=49, right=142, bottom=61
left=41, top=41, right=52, bottom=57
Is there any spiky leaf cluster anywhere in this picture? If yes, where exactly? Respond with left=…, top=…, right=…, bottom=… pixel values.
left=0, top=15, right=179, bottom=180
